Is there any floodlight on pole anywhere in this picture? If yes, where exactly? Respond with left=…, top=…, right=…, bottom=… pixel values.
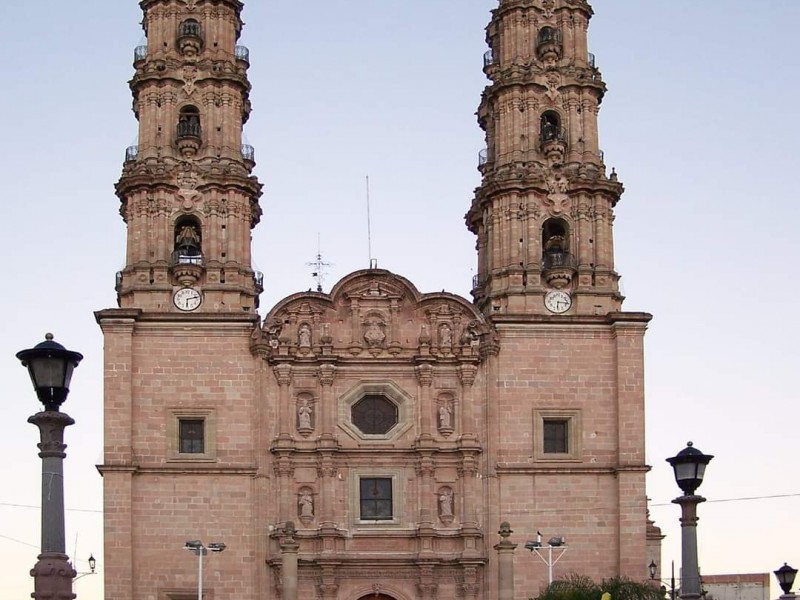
left=184, top=540, right=225, bottom=600
left=524, top=532, right=568, bottom=584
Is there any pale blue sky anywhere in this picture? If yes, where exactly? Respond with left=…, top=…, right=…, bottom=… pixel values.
left=1, top=2, right=798, bottom=599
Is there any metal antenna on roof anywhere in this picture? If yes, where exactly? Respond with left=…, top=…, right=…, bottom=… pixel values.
left=307, top=233, right=332, bottom=293
left=366, top=175, right=377, bottom=269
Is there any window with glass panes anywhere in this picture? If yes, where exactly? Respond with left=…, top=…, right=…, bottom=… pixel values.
left=543, top=418, right=569, bottom=454
left=359, top=477, right=393, bottom=520
left=179, top=418, right=205, bottom=454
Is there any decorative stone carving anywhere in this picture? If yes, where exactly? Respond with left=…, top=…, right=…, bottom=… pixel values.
left=297, top=397, right=313, bottom=435
left=298, top=323, right=312, bottom=349
left=438, top=487, right=455, bottom=525
left=298, top=488, right=314, bottom=524
left=363, top=316, right=386, bottom=349
left=438, top=323, right=453, bottom=349
left=438, top=395, right=454, bottom=437
left=182, top=64, right=198, bottom=96
left=273, top=364, right=292, bottom=386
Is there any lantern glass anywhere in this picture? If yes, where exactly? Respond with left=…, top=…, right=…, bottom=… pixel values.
left=17, top=334, right=83, bottom=411
left=775, top=563, right=798, bottom=595
left=666, top=442, right=713, bottom=496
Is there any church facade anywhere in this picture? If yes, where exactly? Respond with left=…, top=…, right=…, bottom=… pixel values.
left=96, top=1, right=653, bottom=599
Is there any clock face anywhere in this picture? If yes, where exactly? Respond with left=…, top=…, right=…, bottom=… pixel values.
left=173, top=287, right=202, bottom=311
left=544, top=290, right=572, bottom=314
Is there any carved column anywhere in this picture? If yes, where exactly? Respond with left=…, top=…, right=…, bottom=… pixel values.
left=457, top=364, right=477, bottom=437
left=416, top=454, right=436, bottom=531
left=274, top=456, right=294, bottom=524
left=316, top=454, right=337, bottom=531
left=317, top=564, right=339, bottom=599
left=28, top=410, right=77, bottom=600
left=416, top=363, right=434, bottom=441
left=316, top=363, right=336, bottom=441
left=273, top=363, right=293, bottom=440
left=461, top=565, right=481, bottom=600
left=417, top=564, right=438, bottom=600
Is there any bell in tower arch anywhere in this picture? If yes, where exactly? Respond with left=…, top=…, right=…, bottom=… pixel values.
left=172, top=215, right=204, bottom=286
left=541, top=218, right=576, bottom=289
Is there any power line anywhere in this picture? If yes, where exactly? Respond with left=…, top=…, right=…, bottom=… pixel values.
left=0, top=533, right=38, bottom=550
left=649, top=492, right=800, bottom=507
left=0, top=501, right=102, bottom=514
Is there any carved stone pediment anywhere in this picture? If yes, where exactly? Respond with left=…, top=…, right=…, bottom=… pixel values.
left=252, top=269, right=494, bottom=362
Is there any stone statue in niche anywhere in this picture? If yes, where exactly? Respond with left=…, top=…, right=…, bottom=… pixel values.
left=297, top=399, right=313, bottom=430
left=439, top=323, right=453, bottom=348
left=298, top=324, right=312, bottom=348
left=298, top=490, right=314, bottom=519
left=439, top=402, right=452, bottom=430
left=439, top=488, right=454, bottom=521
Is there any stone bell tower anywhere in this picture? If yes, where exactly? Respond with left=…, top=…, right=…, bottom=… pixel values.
left=115, top=0, right=262, bottom=313
left=465, top=0, right=653, bottom=593
left=96, top=2, right=263, bottom=599
left=467, top=0, right=622, bottom=317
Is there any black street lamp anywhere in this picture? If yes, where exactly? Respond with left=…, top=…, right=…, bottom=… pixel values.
left=650, top=560, right=677, bottom=600
left=666, top=442, right=713, bottom=600
left=774, top=563, right=798, bottom=598
left=17, top=334, right=83, bottom=600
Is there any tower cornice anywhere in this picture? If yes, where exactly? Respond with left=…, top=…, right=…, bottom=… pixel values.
left=140, top=0, right=244, bottom=15
left=492, top=0, right=593, bottom=21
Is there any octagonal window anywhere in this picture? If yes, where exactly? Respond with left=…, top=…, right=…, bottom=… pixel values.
left=351, top=394, right=398, bottom=435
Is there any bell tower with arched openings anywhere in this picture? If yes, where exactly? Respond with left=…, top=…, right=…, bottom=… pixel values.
left=115, top=0, right=262, bottom=313
left=468, top=0, right=622, bottom=317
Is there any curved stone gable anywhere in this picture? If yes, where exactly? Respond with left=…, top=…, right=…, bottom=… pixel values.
left=252, top=269, right=493, bottom=362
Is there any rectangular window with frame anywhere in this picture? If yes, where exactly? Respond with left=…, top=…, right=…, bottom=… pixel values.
left=179, top=418, right=205, bottom=454
left=534, top=409, right=581, bottom=461
left=359, top=477, right=393, bottom=520
left=543, top=418, right=569, bottom=454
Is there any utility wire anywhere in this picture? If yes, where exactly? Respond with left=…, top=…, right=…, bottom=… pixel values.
left=649, top=492, right=800, bottom=507
left=0, top=501, right=102, bottom=514
left=2, top=493, right=798, bottom=518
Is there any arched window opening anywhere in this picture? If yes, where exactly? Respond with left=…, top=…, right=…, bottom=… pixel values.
left=542, top=218, right=571, bottom=269
left=177, top=19, right=203, bottom=56
left=538, top=26, right=560, bottom=45
left=541, top=111, right=562, bottom=143
left=177, top=106, right=201, bottom=140
left=178, top=19, right=201, bottom=39
left=174, top=216, right=203, bottom=265
left=536, top=26, right=563, bottom=62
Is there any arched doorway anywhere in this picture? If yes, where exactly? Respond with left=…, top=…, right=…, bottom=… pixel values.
left=357, top=595, right=396, bottom=600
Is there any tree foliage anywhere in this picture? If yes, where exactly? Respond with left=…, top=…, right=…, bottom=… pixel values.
left=534, top=574, right=664, bottom=600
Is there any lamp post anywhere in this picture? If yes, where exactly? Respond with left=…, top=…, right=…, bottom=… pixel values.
left=666, top=442, right=713, bottom=600
left=74, top=554, right=97, bottom=581
left=774, top=563, right=798, bottom=600
left=184, top=540, right=226, bottom=599
left=649, top=560, right=677, bottom=600
left=17, top=333, right=83, bottom=600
